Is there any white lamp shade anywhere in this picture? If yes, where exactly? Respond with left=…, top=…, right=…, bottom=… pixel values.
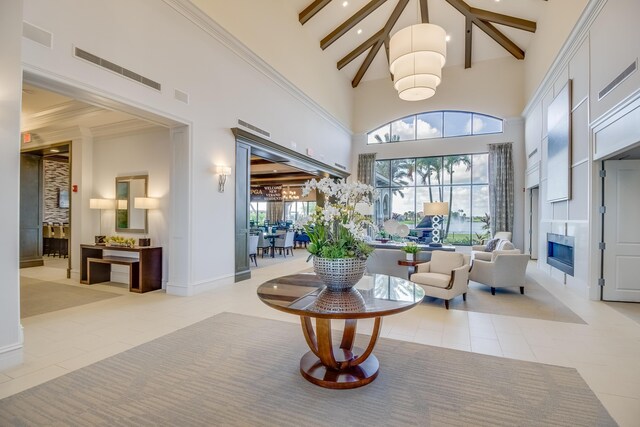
left=134, top=197, right=160, bottom=209
left=89, top=198, right=115, bottom=210
left=393, top=52, right=442, bottom=90
left=423, top=202, right=449, bottom=216
left=389, top=23, right=447, bottom=73
left=396, top=76, right=436, bottom=101
left=214, top=165, right=232, bottom=175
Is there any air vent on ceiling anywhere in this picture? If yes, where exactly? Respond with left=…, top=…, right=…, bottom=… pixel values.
left=238, top=119, right=271, bottom=139
left=334, top=162, right=346, bottom=170
left=599, top=60, right=637, bottom=100
left=528, top=148, right=538, bottom=159
left=74, top=47, right=161, bottom=91
left=23, top=22, right=52, bottom=48
left=174, top=89, right=189, bottom=104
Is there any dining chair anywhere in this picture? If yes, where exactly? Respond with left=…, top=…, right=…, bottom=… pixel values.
left=274, top=231, right=295, bottom=257
left=248, top=235, right=259, bottom=267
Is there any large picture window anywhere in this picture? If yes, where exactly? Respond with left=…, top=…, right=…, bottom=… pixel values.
left=367, top=111, right=502, bottom=144
left=375, top=154, right=490, bottom=245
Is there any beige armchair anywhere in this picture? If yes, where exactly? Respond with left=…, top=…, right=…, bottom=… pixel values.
left=410, top=251, right=471, bottom=309
left=472, top=236, right=519, bottom=262
left=469, top=253, right=530, bottom=295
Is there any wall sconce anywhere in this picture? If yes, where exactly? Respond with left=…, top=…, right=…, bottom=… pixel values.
left=214, top=165, right=232, bottom=193
left=134, top=197, right=160, bottom=210
left=89, top=198, right=115, bottom=244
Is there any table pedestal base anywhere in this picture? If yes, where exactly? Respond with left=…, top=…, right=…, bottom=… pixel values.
left=300, top=346, right=379, bottom=389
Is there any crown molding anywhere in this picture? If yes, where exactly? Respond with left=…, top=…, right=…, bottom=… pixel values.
left=22, top=100, right=103, bottom=131
left=91, top=119, right=161, bottom=139
left=522, top=0, right=607, bottom=117
left=161, top=0, right=352, bottom=136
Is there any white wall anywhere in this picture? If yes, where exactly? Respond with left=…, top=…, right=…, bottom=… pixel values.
left=522, top=0, right=640, bottom=299
left=353, top=57, right=525, bottom=134
left=523, top=0, right=589, bottom=100
left=92, top=127, right=172, bottom=283
left=352, top=119, right=526, bottom=251
left=189, top=0, right=354, bottom=129
left=0, top=0, right=24, bottom=369
left=19, top=0, right=352, bottom=296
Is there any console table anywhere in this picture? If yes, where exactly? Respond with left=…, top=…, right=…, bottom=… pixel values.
left=80, top=244, right=162, bottom=293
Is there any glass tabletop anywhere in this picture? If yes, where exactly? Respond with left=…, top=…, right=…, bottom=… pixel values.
left=257, top=273, right=425, bottom=319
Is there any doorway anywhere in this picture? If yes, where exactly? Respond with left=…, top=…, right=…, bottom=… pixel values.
left=233, top=128, right=348, bottom=281
left=20, top=142, right=72, bottom=274
left=528, top=186, right=539, bottom=260
left=602, top=159, right=640, bottom=302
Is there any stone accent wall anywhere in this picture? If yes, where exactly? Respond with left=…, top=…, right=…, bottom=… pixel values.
left=43, top=159, right=69, bottom=223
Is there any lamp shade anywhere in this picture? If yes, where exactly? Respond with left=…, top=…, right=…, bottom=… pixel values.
left=117, top=199, right=128, bottom=210
left=423, top=202, right=449, bottom=216
left=214, top=165, right=232, bottom=175
left=393, top=52, right=442, bottom=91
left=389, top=23, right=447, bottom=74
left=89, top=198, right=115, bottom=210
left=396, top=75, right=437, bottom=101
left=134, top=197, right=159, bottom=210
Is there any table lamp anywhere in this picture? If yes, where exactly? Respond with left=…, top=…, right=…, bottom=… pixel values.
left=423, top=202, right=449, bottom=247
left=90, top=198, right=115, bottom=245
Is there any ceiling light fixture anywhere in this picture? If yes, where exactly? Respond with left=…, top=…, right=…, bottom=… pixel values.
left=357, top=28, right=363, bottom=35
left=342, top=1, right=348, bottom=7
left=445, top=34, right=451, bottom=42
left=389, top=23, right=447, bottom=101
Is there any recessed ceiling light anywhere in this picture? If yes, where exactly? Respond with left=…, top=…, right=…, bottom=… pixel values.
left=445, top=35, right=451, bottom=42
left=357, top=28, right=363, bottom=35
left=342, top=1, right=348, bottom=7
left=273, top=169, right=278, bottom=173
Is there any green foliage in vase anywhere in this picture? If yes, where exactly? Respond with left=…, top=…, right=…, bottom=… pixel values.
left=401, top=242, right=420, bottom=255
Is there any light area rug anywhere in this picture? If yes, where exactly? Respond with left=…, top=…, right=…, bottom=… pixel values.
left=424, top=277, right=586, bottom=324
left=20, top=277, right=121, bottom=318
left=0, top=312, right=614, bottom=426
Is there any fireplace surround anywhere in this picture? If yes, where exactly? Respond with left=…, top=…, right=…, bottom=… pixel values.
left=546, top=233, right=575, bottom=276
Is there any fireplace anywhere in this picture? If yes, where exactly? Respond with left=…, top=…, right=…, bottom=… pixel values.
left=546, top=233, right=575, bottom=276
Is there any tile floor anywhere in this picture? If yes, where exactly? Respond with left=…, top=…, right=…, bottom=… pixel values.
left=4, top=258, right=640, bottom=426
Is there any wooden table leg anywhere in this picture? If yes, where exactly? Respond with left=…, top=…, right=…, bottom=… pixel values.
left=299, top=316, right=381, bottom=389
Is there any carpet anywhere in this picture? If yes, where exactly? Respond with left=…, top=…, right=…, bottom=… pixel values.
left=423, top=277, right=586, bottom=324
left=20, top=277, right=121, bottom=318
left=0, top=313, right=614, bottom=426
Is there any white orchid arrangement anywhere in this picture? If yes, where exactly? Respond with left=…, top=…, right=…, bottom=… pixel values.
left=296, top=178, right=377, bottom=260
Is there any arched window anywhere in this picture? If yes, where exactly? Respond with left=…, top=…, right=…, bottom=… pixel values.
left=367, top=111, right=503, bottom=144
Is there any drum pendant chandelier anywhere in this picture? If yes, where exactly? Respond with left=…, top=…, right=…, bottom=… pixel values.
left=389, top=23, right=447, bottom=101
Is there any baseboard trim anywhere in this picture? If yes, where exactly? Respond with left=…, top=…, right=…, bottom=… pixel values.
left=20, top=258, right=44, bottom=269
left=166, top=274, right=235, bottom=297
left=0, top=342, right=24, bottom=371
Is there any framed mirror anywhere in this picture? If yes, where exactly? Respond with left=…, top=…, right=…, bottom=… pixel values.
left=115, top=175, right=148, bottom=233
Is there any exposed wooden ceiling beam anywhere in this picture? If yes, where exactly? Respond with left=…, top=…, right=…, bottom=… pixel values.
left=469, top=7, right=536, bottom=32
left=419, top=0, right=429, bottom=23
left=351, top=0, right=409, bottom=87
left=337, top=29, right=385, bottom=70
left=475, top=19, right=524, bottom=59
left=444, top=0, right=526, bottom=62
left=384, top=36, right=393, bottom=81
left=464, top=16, right=472, bottom=69
left=299, top=0, right=333, bottom=25
left=321, top=0, right=388, bottom=50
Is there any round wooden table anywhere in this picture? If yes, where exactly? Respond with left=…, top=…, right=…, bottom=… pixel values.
left=257, top=273, right=425, bottom=389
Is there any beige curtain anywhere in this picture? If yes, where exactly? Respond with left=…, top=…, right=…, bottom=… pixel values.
left=266, top=201, right=284, bottom=223
left=357, top=153, right=377, bottom=185
left=488, top=143, right=514, bottom=236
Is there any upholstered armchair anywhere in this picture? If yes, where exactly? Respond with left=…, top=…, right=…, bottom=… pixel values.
left=472, top=233, right=519, bottom=262
left=469, top=253, right=530, bottom=295
left=410, top=251, right=471, bottom=309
